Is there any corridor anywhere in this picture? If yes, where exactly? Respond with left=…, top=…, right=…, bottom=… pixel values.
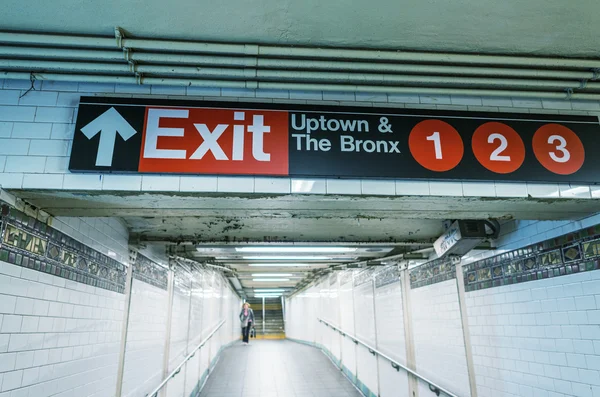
left=199, top=340, right=362, bottom=397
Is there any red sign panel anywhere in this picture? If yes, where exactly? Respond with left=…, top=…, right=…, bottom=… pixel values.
left=138, top=107, right=289, bottom=175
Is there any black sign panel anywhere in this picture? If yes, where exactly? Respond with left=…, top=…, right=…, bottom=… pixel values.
left=69, top=96, right=600, bottom=184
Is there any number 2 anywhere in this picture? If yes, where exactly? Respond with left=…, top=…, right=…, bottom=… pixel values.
left=426, top=131, right=442, bottom=159
left=548, top=135, right=570, bottom=163
left=488, top=133, right=510, bottom=162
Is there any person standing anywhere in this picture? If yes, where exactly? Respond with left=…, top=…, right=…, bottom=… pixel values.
left=239, top=302, right=255, bottom=345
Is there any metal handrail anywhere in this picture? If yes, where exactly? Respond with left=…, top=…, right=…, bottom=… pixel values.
left=317, top=318, right=460, bottom=397
left=146, top=319, right=226, bottom=397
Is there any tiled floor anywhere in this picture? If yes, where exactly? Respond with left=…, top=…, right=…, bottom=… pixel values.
left=199, top=340, right=363, bottom=397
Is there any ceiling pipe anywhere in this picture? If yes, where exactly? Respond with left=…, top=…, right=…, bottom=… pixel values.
left=1, top=30, right=600, bottom=69
left=4, top=71, right=600, bottom=100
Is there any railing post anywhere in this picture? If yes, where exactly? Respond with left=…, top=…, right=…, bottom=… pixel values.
left=455, top=261, right=478, bottom=397
left=400, top=264, right=419, bottom=397
left=371, top=275, right=382, bottom=396
left=160, top=263, right=175, bottom=397
left=115, top=249, right=136, bottom=397
left=262, top=296, right=266, bottom=335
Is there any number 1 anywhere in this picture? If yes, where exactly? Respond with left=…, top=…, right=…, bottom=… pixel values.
left=427, top=131, right=442, bottom=159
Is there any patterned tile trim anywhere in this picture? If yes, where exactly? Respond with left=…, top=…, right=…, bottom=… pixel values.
left=463, top=225, right=600, bottom=292
left=132, top=253, right=169, bottom=290
left=0, top=202, right=127, bottom=293
left=375, top=265, right=401, bottom=288
left=339, top=270, right=354, bottom=286
left=409, top=257, right=455, bottom=289
left=328, top=272, right=338, bottom=286
left=353, top=269, right=374, bottom=287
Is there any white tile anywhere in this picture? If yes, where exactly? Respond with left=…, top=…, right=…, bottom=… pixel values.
left=388, top=94, right=420, bottom=104
left=14, top=351, right=34, bottom=370
left=221, top=88, right=256, bottom=97
left=11, top=123, right=52, bottom=139
left=481, top=97, right=513, bottom=107
left=217, top=177, right=254, bottom=193
left=0, top=139, right=29, bottom=155
left=291, top=179, right=326, bottom=194
left=0, top=106, right=36, bottom=122
left=462, top=182, right=496, bottom=197
left=355, top=92, right=388, bottom=102
left=0, top=173, right=24, bottom=188
left=322, top=91, right=355, bottom=101
left=150, top=85, right=186, bottom=96
left=34, top=108, right=74, bottom=123
left=450, top=96, right=483, bottom=106
left=571, top=101, right=600, bottom=111
left=141, top=175, right=181, bottom=191
left=1, top=315, right=22, bottom=333
left=42, top=81, right=79, bottom=92
left=255, top=89, right=290, bottom=99
left=1, top=370, right=23, bottom=391
left=18, top=91, right=58, bottom=106
left=115, top=84, right=152, bottom=94
left=419, top=95, right=451, bottom=104
left=395, top=180, right=429, bottom=195
left=102, top=175, right=142, bottom=191
left=0, top=295, right=17, bottom=314
left=326, top=179, right=361, bottom=194
left=0, top=155, right=6, bottom=172
left=7, top=156, right=46, bottom=174
left=179, top=176, right=218, bottom=192
left=289, top=91, right=323, bottom=100
left=4, top=80, right=42, bottom=90
left=512, top=98, right=543, bottom=108
left=495, top=182, right=528, bottom=197
left=527, top=183, right=560, bottom=198
left=0, top=122, right=12, bottom=138
left=542, top=99, right=573, bottom=110
left=62, top=174, right=103, bottom=190
left=29, top=140, right=69, bottom=156
left=77, top=83, right=116, bottom=93
left=22, top=174, right=64, bottom=189
left=185, top=86, right=220, bottom=96
left=361, top=180, right=395, bottom=195
left=0, top=90, right=20, bottom=105
left=44, top=157, right=69, bottom=173
left=254, top=178, right=291, bottom=193
left=0, top=352, right=16, bottom=372
left=429, top=181, right=463, bottom=196
left=559, top=184, right=592, bottom=199
left=56, top=92, right=83, bottom=107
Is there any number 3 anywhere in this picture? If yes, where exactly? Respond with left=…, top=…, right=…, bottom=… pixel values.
left=548, top=135, right=570, bottom=163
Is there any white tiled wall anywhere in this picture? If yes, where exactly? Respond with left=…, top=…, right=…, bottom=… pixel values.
left=165, top=273, right=190, bottom=397
left=120, top=279, right=169, bottom=397
left=0, top=259, right=125, bottom=397
left=411, top=280, right=472, bottom=397
left=1, top=79, right=599, bottom=199
left=466, top=272, right=600, bottom=397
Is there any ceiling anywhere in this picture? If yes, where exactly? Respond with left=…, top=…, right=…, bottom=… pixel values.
left=13, top=189, right=600, bottom=297
left=2, top=0, right=600, bottom=57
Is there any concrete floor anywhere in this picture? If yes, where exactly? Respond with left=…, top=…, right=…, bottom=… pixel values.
left=199, top=340, right=363, bottom=397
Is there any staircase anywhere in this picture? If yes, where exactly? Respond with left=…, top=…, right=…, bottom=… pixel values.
left=246, top=298, right=285, bottom=339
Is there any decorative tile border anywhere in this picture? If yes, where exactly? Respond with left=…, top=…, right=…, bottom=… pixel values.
left=410, top=257, right=455, bottom=289
left=328, top=272, right=338, bottom=286
left=353, top=269, right=374, bottom=287
left=339, top=271, right=354, bottom=286
left=463, top=225, right=600, bottom=292
left=375, top=265, right=401, bottom=288
left=132, top=253, right=169, bottom=290
left=0, top=202, right=127, bottom=293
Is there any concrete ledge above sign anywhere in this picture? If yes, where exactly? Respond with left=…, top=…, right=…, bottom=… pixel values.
left=69, top=97, right=600, bottom=184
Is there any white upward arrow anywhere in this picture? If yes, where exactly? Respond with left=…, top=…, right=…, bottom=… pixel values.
left=80, top=107, right=138, bottom=167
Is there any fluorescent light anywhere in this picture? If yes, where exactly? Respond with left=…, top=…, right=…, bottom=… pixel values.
left=255, top=294, right=282, bottom=298
left=252, top=278, right=290, bottom=282
left=254, top=289, right=285, bottom=293
left=236, top=247, right=356, bottom=253
left=251, top=273, right=292, bottom=277
left=247, top=263, right=327, bottom=267
left=243, top=256, right=334, bottom=260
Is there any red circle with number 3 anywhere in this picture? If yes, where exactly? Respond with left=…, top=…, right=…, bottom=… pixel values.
left=532, top=124, right=585, bottom=175
left=409, top=120, right=464, bottom=172
left=471, top=122, right=525, bottom=174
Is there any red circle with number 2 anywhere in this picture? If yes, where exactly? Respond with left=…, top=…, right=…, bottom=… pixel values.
left=532, top=124, right=585, bottom=175
left=471, top=122, right=526, bottom=174
left=409, top=120, right=464, bottom=172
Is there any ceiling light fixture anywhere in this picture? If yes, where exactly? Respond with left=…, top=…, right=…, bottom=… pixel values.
left=254, top=289, right=285, bottom=293
left=236, top=247, right=357, bottom=253
left=242, top=256, right=334, bottom=260
left=252, top=278, right=290, bottom=282
left=254, top=294, right=283, bottom=298
left=251, top=273, right=293, bottom=277
left=246, top=263, right=328, bottom=267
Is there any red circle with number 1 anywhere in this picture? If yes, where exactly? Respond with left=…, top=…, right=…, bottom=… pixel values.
left=471, top=122, right=525, bottom=174
left=532, top=124, right=585, bottom=175
left=409, top=120, right=464, bottom=172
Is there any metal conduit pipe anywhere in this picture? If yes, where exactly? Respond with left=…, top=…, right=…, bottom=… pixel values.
left=1, top=31, right=600, bottom=69
left=1, top=45, right=595, bottom=81
left=4, top=71, right=600, bottom=100
left=2, top=60, right=598, bottom=91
